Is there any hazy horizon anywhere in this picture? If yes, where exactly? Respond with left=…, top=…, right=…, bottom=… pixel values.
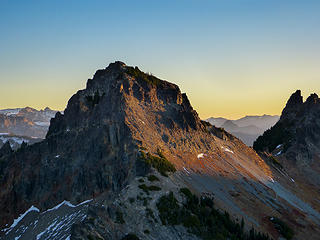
left=1, top=0, right=320, bottom=119
left=0, top=103, right=281, bottom=121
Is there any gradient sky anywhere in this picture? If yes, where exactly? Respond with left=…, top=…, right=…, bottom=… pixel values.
left=1, top=0, right=319, bottom=119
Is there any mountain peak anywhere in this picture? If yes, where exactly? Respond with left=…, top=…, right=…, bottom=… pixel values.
left=281, top=90, right=303, bottom=118
left=286, top=90, right=303, bottom=107
left=255, top=90, right=320, bottom=156
left=305, top=93, right=319, bottom=104
left=49, top=62, right=202, bottom=138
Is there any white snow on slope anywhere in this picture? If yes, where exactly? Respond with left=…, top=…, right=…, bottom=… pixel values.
left=2, top=199, right=93, bottom=240
left=3, top=206, right=40, bottom=234
left=0, top=136, right=29, bottom=146
left=36, top=211, right=86, bottom=240
left=221, top=146, right=234, bottom=154
left=183, top=167, right=190, bottom=174
left=43, top=199, right=93, bottom=214
left=275, top=151, right=282, bottom=156
left=269, top=177, right=275, bottom=183
left=34, top=121, right=50, bottom=127
left=197, top=153, right=205, bottom=159
left=0, top=109, right=21, bottom=116
left=77, top=199, right=93, bottom=206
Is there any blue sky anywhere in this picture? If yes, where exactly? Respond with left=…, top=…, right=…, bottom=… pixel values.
left=1, top=0, right=319, bottom=118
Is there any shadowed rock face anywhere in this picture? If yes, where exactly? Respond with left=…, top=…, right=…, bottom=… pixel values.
left=0, top=61, right=205, bottom=228
left=254, top=90, right=320, bottom=158
left=254, top=90, right=320, bottom=216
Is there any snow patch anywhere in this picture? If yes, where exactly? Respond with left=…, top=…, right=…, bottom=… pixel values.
left=0, top=136, right=29, bottom=146
left=43, top=199, right=93, bottom=213
left=76, top=199, right=93, bottom=206
left=0, top=109, right=21, bottom=116
left=221, top=146, right=234, bottom=154
left=3, top=206, right=39, bottom=235
left=183, top=167, right=190, bottom=174
left=43, top=201, right=75, bottom=213
left=276, top=144, right=282, bottom=149
left=55, top=155, right=60, bottom=158
left=138, top=119, right=145, bottom=124
left=275, top=151, right=282, bottom=156
left=197, top=153, right=205, bottom=159
left=34, top=121, right=50, bottom=127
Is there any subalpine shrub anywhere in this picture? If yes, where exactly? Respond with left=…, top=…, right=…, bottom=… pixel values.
left=126, top=66, right=162, bottom=86
left=157, top=192, right=180, bottom=225
left=270, top=217, right=294, bottom=240
left=148, top=174, right=160, bottom=182
left=139, top=150, right=176, bottom=176
left=138, top=184, right=161, bottom=194
left=156, top=189, right=272, bottom=240
left=253, top=121, right=293, bottom=153
left=121, top=233, right=140, bottom=240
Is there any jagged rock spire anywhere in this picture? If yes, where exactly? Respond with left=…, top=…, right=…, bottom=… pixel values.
left=305, top=93, right=319, bottom=104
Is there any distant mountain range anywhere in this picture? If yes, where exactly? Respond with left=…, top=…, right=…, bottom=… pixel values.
left=205, top=115, right=280, bottom=146
left=0, top=107, right=59, bottom=149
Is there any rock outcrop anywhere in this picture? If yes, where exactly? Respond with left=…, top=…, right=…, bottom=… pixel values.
left=254, top=90, right=320, bottom=159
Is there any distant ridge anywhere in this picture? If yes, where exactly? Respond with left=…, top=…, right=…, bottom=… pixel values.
left=0, top=107, right=59, bottom=149
left=0, top=107, right=58, bottom=138
left=205, top=115, right=279, bottom=146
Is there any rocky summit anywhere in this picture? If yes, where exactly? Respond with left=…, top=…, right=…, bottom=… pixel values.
left=0, top=63, right=320, bottom=240
left=254, top=90, right=320, bottom=218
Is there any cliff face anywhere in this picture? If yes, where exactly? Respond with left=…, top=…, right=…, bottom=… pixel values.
left=254, top=90, right=320, bottom=162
